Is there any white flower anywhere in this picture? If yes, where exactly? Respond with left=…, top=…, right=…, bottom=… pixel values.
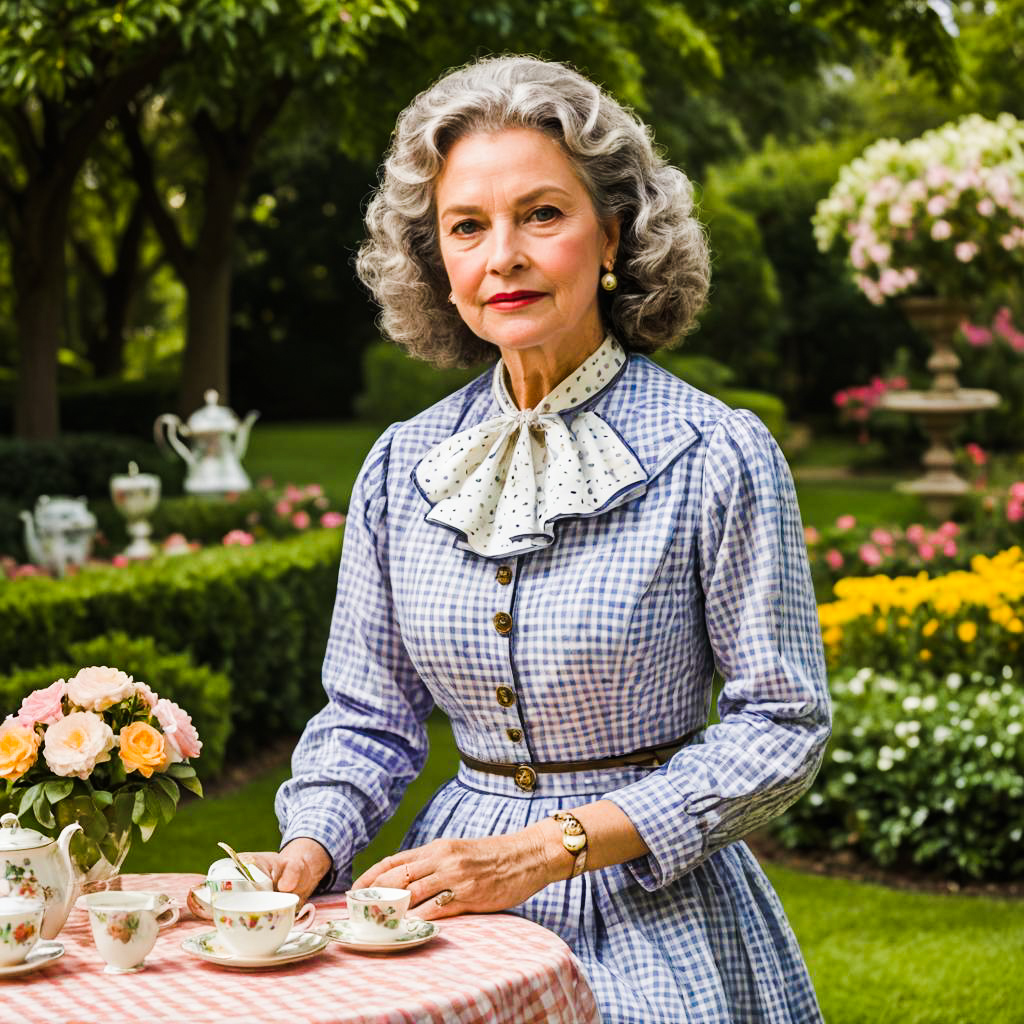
left=1007, top=722, right=1023, bottom=736
left=902, top=695, right=922, bottom=712
left=933, top=726, right=952, bottom=743
left=906, top=735, right=921, bottom=748
left=922, top=696, right=938, bottom=712
left=1003, top=665, right=1014, bottom=680
left=42, top=712, right=115, bottom=779
left=832, top=748, right=854, bottom=762
left=842, top=771, right=858, bottom=785
left=975, top=734, right=988, bottom=748
left=66, top=666, right=134, bottom=712
left=946, top=673, right=962, bottom=691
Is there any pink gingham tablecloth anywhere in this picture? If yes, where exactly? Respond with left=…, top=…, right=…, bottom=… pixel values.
left=0, top=873, right=601, bottom=1024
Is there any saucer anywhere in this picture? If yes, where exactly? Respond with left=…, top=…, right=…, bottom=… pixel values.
left=323, top=918, right=439, bottom=953
left=181, top=928, right=329, bottom=969
left=0, top=941, right=65, bottom=979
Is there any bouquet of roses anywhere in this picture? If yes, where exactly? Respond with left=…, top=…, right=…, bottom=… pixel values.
left=0, top=666, right=202, bottom=875
left=813, top=113, right=1024, bottom=305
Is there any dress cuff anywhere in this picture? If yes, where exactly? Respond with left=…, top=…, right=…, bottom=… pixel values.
left=280, top=808, right=359, bottom=893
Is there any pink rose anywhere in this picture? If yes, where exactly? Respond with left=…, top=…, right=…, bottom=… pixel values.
left=284, top=485, right=304, bottom=503
left=67, top=666, right=135, bottom=712
left=320, top=512, right=345, bottom=529
left=291, top=511, right=311, bottom=530
left=926, top=195, right=948, bottom=216
left=134, top=681, right=159, bottom=709
left=937, top=521, right=960, bottom=538
left=977, top=198, right=996, bottom=216
left=111, top=555, right=130, bottom=568
left=274, top=500, right=292, bottom=518
left=943, top=540, right=958, bottom=557
left=304, top=484, right=323, bottom=499
left=223, top=530, right=255, bottom=547
left=18, top=680, right=66, bottom=727
left=42, top=711, right=115, bottom=779
left=869, top=528, right=894, bottom=547
left=836, top=515, right=856, bottom=531
left=918, top=543, right=936, bottom=560
left=825, top=549, right=844, bottom=570
left=954, top=241, right=979, bottom=263
left=930, top=219, right=952, bottom=241
left=1009, top=482, right=1024, bottom=501
left=153, top=698, right=202, bottom=761
left=1008, top=500, right=1023, bottom=523
left=804, top=526, right=820, bottom=545
left=906, top=524, right=926, bottom=544
left=859, top=543, right=883, bottom=567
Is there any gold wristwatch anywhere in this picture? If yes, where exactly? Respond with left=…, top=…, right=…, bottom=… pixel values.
left=551, top=811, right=588, bottom=879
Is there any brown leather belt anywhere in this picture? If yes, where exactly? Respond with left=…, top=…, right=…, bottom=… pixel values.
left=459, top=729, right=701, bottom=792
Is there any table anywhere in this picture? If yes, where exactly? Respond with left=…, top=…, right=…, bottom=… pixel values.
left=0, top=873, right=600, bottom=1024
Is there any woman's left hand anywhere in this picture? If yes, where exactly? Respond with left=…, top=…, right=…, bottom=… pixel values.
left=350, top=827, right=558, bottom=921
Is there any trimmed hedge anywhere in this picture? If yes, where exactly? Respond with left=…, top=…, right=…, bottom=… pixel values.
left=0, top=633, right=232, bottom=780
left=0, top=530, right=342, bottom=755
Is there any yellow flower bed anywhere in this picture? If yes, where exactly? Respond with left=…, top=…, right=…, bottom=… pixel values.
left=819, top=545, right=1024, bottom=672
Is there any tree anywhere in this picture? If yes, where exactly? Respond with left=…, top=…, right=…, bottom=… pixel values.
left=0, top=2, right=181, bottom=438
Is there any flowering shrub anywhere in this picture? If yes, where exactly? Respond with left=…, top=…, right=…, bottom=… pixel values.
left=833, top=375, right=909, bottom=442
left=813, top=113, right=1024, bottom=304
left=0, top=666, right=202, bottom=874
left=817, top=546, right=1024, bottom=676
left=772, top=664, right=1024, bottom=879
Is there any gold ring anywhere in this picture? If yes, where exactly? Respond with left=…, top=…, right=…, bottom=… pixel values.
left=434, top=889, right=455, bottom=907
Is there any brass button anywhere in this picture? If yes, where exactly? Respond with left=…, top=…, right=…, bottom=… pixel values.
left=496, top=686, right=517, bottom=708
left=496, top=566, right=513, bottom=585
left=506, top=728, right=523, bottom=743
left=514, top=764, right=537, bottom=792
left=493, top=611, right=513, bottom=635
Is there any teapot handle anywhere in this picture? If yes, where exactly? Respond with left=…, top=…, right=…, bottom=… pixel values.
left=154, top=414, right=196, bottom=466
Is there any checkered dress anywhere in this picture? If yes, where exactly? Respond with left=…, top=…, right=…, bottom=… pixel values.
left=277, top=354, right=830, bottom=1023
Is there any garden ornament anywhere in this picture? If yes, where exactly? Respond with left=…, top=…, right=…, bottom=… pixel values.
left=154, top=389, right=259, bottom=496
left=110, top=462, right=161, bottom=560
left=0, top=814, right=84, bottom=940
left=19, top=495, right=98, bottom=578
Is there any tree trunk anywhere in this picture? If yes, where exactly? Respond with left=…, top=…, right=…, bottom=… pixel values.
left=12, top=183, right=73, bottom=439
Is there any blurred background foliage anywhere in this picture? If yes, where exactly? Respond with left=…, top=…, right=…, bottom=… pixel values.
left=0, top=0, right=1019, bottom=439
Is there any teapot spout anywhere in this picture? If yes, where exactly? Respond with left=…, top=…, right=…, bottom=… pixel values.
left=37, top=822, right=83, bottom=940
left=233, top=409, right=260, bottom=461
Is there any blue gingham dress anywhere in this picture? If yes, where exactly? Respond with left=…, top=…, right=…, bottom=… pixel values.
left=277, top=353, right=831, bottom=1023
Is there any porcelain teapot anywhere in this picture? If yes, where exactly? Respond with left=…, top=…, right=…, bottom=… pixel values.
left=0, top=814, right=83, bottom=939
left=154, top=389, right=259, bottom=495
left=20, top=495, right=98, bottom=578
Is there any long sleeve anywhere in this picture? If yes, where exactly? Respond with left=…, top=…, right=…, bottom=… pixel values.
left=604, top=408, right=831, bottom=890
left=275, top=424, right=434, bottom=889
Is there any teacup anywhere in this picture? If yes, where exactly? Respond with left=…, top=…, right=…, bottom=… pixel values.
left=205, top=856, right=274, bottom=897
left=212, top=891, right=316, bottom=959
left=83, top=891, right=179, bottom=974
left=345, top=887, right=411, bottom=942
left=0, top=896, right=44, bottom=967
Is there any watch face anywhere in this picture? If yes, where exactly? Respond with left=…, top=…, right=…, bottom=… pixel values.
left=563, top=832, right=587, bottom=853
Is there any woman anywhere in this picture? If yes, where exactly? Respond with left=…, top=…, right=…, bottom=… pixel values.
left=254, top=55, right=830, bottom=1023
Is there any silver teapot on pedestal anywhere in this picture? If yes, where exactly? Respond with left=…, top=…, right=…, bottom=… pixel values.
left=19, top=496, right=98, bottom=578
left=154, top=389, right=259, bottom=495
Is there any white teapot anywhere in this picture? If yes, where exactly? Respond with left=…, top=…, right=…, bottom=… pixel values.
left=154, top=389, right=259, bottom=495
left=20, top=495, right=97, bottom=578
left=0, top=814, right=83, bottom=940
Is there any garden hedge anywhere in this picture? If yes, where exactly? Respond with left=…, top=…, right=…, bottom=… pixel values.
left=0, top=530, right=342, bottom=755
left=0, top=633, right=232, bottom=780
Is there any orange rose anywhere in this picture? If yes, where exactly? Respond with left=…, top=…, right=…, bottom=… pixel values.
left=118, top=722, right=166, bottom=778
left=0, top=719, right=41, bottom=782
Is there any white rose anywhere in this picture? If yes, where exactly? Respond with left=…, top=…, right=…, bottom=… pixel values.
left=66, top=666, right=135, bottom=712
left=42, top=712, right=115, bottom=779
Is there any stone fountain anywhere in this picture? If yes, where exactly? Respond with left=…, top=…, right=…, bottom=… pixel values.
left=878, top=297, right=999, bottom=522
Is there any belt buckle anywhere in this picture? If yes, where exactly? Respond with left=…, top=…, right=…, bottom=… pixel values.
left=513, top=764, right=537, bottom=792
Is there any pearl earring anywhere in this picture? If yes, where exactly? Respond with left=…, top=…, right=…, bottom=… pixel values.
left=448, top=292, right=455, bottom=303
left=600, top=269, right=618, bottom=292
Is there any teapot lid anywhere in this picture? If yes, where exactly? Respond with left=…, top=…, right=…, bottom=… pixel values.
left=187, top=390, right=240, bottom=434
left=0, top=814, right=52, bottom=852
left=110, top=461, right=161, bottom=490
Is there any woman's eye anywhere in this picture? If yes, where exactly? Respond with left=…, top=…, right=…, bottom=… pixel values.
left=530, top=206, right=560, bottom=223
left=451, top=220, right=479, bottom=236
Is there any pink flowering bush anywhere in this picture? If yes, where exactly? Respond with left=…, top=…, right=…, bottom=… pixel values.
left=833, top=375, right=909, bottom=443
left=814, top=113, right=1024, bottom=304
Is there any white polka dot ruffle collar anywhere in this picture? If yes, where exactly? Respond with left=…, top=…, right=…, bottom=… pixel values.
left=413, top=334, right=647, bottom=558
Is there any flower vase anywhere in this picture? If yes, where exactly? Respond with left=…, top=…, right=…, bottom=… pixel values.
left=877, top=296, right=999, bottom=521
left=74, top=831, right=132, bottom=895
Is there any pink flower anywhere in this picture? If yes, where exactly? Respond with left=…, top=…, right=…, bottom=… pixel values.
left=14, top=565, right=42, bottom=578
left=943, top=540, right=958, bottom=557
left=223, top=530, right=255, bottom=547
left=153, top=698, right=202, bottom=761
left=304, top=484, right=323, bottom=499
left=926, top=195, right=948, bottom=216
left=1008, top=481, right=1024, bottom=501
left=111, top=555, right=130, bottom=568
left=965, top=442, right=987, bottom=465
left=834, top=391, right=850, bottom=408
left=869, top=528, right=894, bottom=547
left=888, top=203, right=913, bottom=226
left=954, top=241, right=979, bottom=263
left=17, top=680, right=66, bottom=727
left=937, top=521, right=960, bottom=538
left=825, top=549, right=844, bottom=570
left=291, top=511, right=311, bottom=530
left=274, top=500, right=292, bottom=518
left=320, top=512, right=345, bottom=529
left=859, top=543, right=883, bottom=567
left=134, top=681, right=159, bottom=709
left=918, top=543, right=936, bottom=560
left=961, top=322, right=993, bottom=347
left=804, top=526, right=820, bottom=545
left=1008, top=500, right=1024, bottom=523
left=977, top=198, right=996, bottom=216
left=930, top=219, right=952, bottom=241
left=836, top=515, right=857, bottom=531
left=284, top=485, right=304, bottom=503
left=906, top=524, right=926, bottom=544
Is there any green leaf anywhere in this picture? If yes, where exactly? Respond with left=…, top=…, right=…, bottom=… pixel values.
left=33, top=792, right=55, bottom=829
left=153, top=775, right=180, bottom=804
left=114, top=791, right=135, bottom=835
left=44, top=780, right=74, bottom=804
left=148, top=784, right=176, bottom=824
left=92, top=790, right=113, bottom=808
left=131, top=790, right=147, bottom=825
left=178, top=774, right=203, bottom=797
left=17, top=783, right=44, bottom=818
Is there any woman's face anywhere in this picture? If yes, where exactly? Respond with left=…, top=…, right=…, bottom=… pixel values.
left=435, top=127, right=619, bottom=360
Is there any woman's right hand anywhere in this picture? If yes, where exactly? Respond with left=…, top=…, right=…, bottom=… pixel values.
left=240, top=838, right=333, bottom=904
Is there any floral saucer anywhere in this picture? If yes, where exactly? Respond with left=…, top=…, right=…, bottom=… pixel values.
left=181, top=928, right=330, bottom=969
left=0, top=941, right=65, bottom=979
left=323, top=918, right=440, bottom=953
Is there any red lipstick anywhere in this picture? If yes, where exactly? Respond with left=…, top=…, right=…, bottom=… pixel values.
left=486, top=291, right=545, bottom=309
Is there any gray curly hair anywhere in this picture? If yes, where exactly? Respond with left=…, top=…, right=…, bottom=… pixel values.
left=356, top=55, right=710, bottom=367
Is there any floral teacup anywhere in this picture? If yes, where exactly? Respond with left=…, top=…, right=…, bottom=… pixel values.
left=0, top=896, right=44, bottom=967
left=345, top=887, right=411, bottom=942
left=212, top=891, right=316, bottom=958
left=83, top=891, right=179, bottom=973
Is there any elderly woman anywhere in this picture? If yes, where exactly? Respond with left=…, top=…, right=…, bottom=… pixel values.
left=256, top=55, right=830, bottom=1023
